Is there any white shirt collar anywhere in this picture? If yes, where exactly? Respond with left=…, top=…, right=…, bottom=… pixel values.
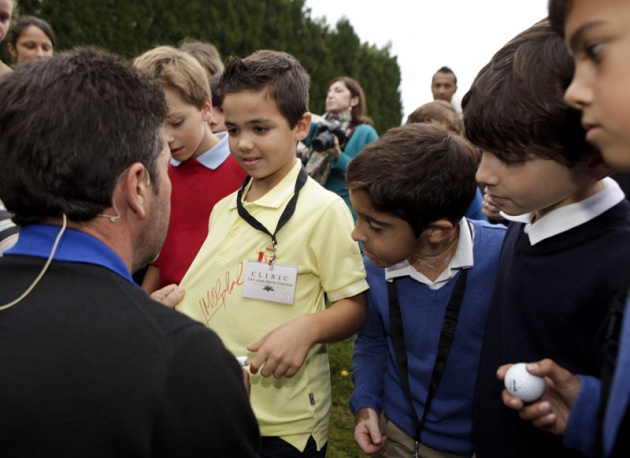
left=170, top=131, right=230, bottom=170
left=501, top=177, right=625, bottom=245
left=385, top=219, right=474, bottom=290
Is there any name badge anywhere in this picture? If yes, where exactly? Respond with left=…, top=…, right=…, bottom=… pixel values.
left=242, top=261, right=298, bottom=305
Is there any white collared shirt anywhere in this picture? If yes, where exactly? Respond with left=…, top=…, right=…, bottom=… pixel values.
left=501, top=177, right=625, bottom=246
left=169, top=131, right=230, bottom=169
left=385, top=219, right=474, bottom=290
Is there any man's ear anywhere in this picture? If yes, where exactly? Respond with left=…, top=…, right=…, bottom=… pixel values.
left=122, top=162, right=152, bottom=220
left=426, top=219, right=455, bottom=243
left=294, top=112, right=312, bottom=142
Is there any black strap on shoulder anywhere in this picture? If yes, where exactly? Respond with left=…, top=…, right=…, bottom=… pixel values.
left=236, top=166, right=307, bottom=247
left=388, top=267, right=469, bottom=444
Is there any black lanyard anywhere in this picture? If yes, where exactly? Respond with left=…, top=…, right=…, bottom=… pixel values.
left=236, top=166, right=307, bottom=264
left=388, top=266, right=468, bottom=456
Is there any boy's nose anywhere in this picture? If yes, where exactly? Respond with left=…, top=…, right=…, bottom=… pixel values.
left=564, top=66, right=593, bottom=110
left=164, top=130, right=174, bottom=143
left=475, top=153, right=496, bottom=186
left=238, top=137, right=254, bottom=151
left=351, top=225, right=366, bottom=243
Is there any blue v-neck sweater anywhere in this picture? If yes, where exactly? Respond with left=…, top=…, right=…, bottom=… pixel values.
left=350, top=220, right=506, bottom=456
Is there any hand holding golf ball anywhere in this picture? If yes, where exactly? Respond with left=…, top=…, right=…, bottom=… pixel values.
left=504, top=362, right=546, bottom=402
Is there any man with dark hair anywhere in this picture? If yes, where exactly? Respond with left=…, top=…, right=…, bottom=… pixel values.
left=431, top=66, right=458, bottom=103
left=0, top=47, right=260, bottom=457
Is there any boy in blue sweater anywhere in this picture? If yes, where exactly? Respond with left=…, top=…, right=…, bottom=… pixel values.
left=462, top=18, right=630, bottom=458
left=348, top=123, right=506, bottom=457
left=498, top=2, right=630, bottom=457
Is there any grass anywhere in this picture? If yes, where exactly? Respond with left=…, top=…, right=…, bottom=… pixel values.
left=327, top=336, right=364, bottom=458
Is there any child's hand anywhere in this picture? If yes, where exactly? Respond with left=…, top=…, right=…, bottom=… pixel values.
left=246, top=315, right=315, bottom=378
left=354, top=407, right=388, bottom=457
left=498, top=359, right=581, bottom=436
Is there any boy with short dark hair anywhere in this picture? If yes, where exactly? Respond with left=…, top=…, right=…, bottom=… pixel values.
left=134, top=46, right=246, bottom=292
left=348, top=123, right=506, bottom=457
left=462, top=18, right=630, bottom=457
left=405, top=100, right=486, bottom=222
left=497, top=3, right=630, bottom=457
left=178, top=50, right=369, bottom=458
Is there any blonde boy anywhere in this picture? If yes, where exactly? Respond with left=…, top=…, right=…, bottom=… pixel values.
left=178, top=50, right=368, bottom=457
left=134, top=46, right=246, bottom=293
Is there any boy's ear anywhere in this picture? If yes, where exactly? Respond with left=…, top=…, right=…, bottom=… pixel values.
left=294, top=112, right=312, bottom=142
left=585, top=152, right=614, bottom=180
left=425, top=219, right=455, bottom=243
left=201, top=98, right=213, bottom=122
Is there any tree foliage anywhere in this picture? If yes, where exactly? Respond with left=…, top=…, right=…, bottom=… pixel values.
left=8, top=0, right=403, bottom=131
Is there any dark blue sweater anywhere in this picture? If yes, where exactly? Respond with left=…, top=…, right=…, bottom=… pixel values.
left=473, top=200, right=630, bottom=457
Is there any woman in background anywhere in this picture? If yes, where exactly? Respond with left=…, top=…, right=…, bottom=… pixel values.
left=7, top=15, right=54, bottom=65
left=304, top=76, right=378, bottom=220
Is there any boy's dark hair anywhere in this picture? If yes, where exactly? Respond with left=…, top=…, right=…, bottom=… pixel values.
left=219, top=50, right=309, bottom=128
left=347, top=123, right=477, bottom=236
left=8, top=15, right=56, bottom=49
left=433, top=66, right=457, bottom=84
left=548, top=0, right=572, bottom=36
left=462, top=18, right=594, bottom=166
left=0, top=47, right=168, bottom=225
left=406, top=100, right=463, bottom=134
left=210, top=72, right=222, bottom=108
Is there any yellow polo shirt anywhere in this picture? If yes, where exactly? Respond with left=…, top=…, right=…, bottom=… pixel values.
left=179, top=161, right=368, bottom=451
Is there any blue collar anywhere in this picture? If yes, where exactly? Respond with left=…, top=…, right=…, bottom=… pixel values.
left=5, top=224, right=134, bottom=284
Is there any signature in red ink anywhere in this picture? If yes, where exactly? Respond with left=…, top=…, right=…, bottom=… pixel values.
left=198, top=262, right=244, bottom=326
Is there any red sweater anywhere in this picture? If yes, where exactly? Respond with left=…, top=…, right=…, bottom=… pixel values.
left=155, top=154, right=246, bottom=287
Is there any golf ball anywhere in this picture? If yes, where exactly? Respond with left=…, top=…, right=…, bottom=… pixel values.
left=504, top=363, right=545, bottom=402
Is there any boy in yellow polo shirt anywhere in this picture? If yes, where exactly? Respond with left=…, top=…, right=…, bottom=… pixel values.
left=178, top=50, right=368, bottom=457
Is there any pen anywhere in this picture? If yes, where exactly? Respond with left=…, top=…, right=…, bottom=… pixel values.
left=236, top=356, right=251, bottom=367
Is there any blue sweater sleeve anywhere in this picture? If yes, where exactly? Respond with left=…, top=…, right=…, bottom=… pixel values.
left=349, top=261, right=387, bottom=415
left=563, top=375, right=600, bottom=456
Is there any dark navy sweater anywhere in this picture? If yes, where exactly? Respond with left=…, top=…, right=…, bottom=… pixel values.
left=473, top=200, right=630, bottom=457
